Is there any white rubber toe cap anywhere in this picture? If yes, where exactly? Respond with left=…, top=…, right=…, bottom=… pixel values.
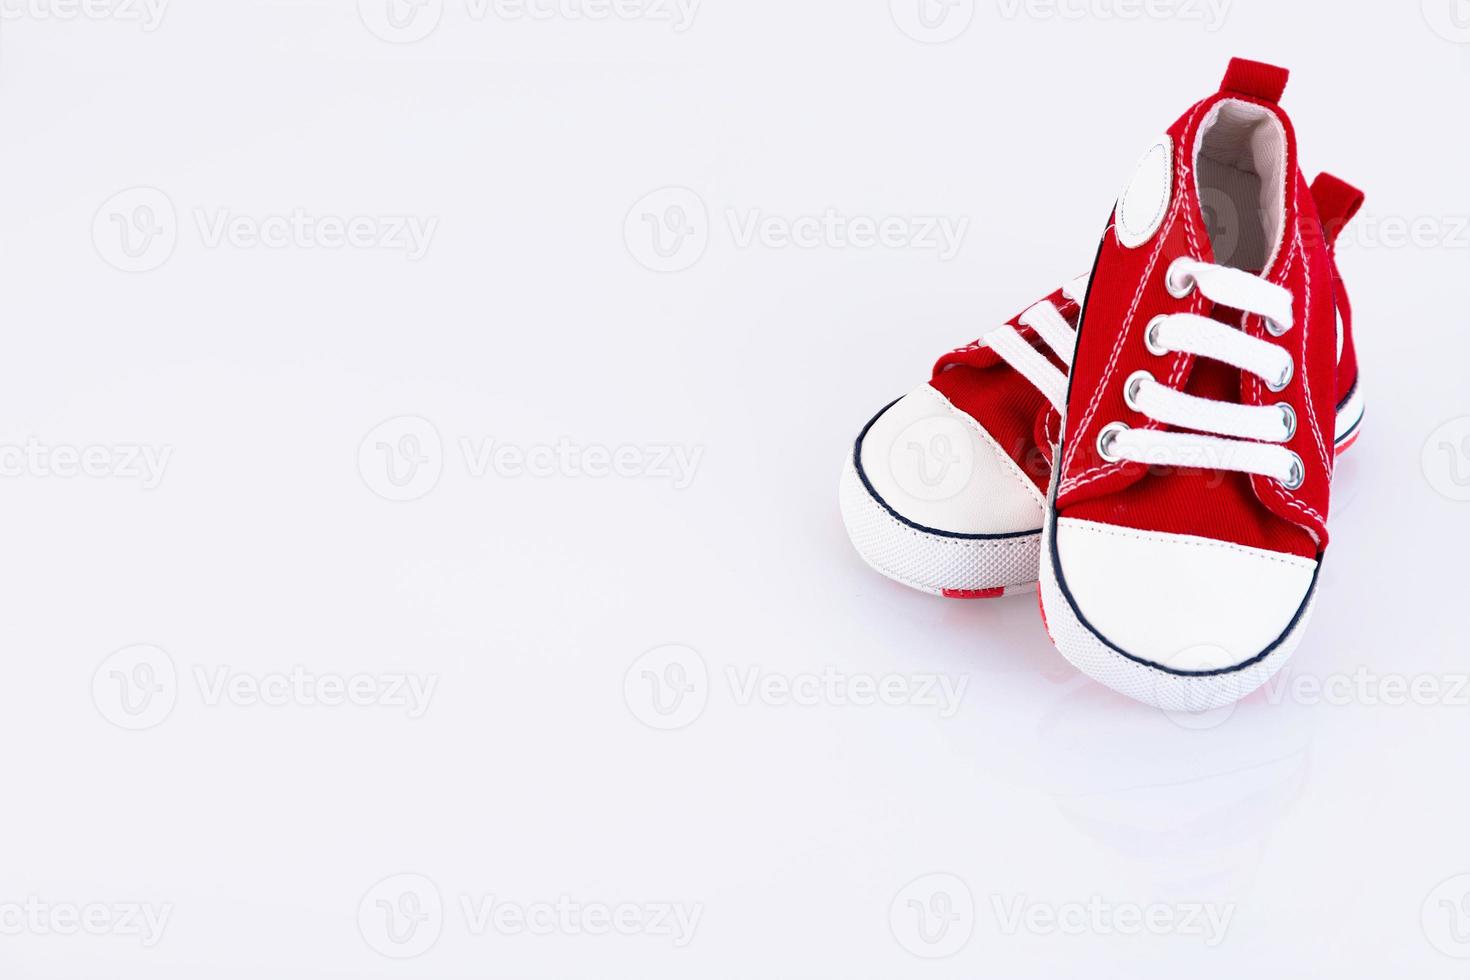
left=1054, top=518, right=1318, bottom=672
left=857, top=383, right=1043, bottom=536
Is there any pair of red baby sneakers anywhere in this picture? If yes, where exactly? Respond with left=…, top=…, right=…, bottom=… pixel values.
left=840, top=59, right=1365, bottom=710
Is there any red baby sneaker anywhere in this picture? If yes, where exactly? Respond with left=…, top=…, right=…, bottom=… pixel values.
left=839, top=275, right=1089, bottom=598
left=1040, top=59, right=1364, bottom=709
left=841, top=170, right=1362, bottom=605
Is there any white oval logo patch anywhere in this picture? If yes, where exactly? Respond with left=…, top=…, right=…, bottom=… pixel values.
left=1115, top=137, right=1173, bottom=249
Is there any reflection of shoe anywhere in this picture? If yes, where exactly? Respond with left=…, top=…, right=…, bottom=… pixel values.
left=1041, top=58, right=1365, bottom=710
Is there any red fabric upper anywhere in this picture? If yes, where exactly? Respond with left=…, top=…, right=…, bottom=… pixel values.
left=928, top=287, right=1080, bottom=494
left=910, top=67, right=1364, bottom=549
left=1052, top=60, right=1352, bottom=559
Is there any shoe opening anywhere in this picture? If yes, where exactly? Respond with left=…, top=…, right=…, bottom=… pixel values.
left=1193, top=100, right=1288, bottom=274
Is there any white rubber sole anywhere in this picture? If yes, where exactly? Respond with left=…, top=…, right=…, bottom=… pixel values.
left=838, top=454, right=1040, bottom=599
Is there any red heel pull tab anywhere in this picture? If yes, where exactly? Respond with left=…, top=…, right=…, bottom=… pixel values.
left=1310, top=172, right=1366, bottom=249
left=1220, top=58, right=1289, bottom=104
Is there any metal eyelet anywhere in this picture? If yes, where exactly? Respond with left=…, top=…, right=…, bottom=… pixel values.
left=1144, top=315, right=1170, bottom=356
left=1276, top=403, right=1297, bottom=442
left=1123, top=370, right=1152, bottom=413
left=1166, top=258, right=1196, bottom=299
left=1280, top=451, right=1305, bottom=490
left=1097, top=422, right=1129, bottom=463
left=1265, top=359, right=1294, bottom=392
left=1266, top=317, right=1292, bottom=338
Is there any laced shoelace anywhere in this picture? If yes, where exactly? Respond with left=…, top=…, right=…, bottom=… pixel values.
left=1095, top=257, right=1304, bottom=489
left=980, top=274, right=1090, bottom=411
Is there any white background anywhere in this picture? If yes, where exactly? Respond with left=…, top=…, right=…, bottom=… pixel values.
left=1, top=0, right=1468, bottom=976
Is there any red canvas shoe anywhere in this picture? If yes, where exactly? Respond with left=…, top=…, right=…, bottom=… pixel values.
left=839, top=275, right=1089, bottom=599
left=1040, top=59, right=1364, bottom=709
left=841, top=169, right=1363, bottom=604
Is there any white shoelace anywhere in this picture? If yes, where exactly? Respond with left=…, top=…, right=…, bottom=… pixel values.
left=981, top=274, right=1090, bottom=412
left=1098, top=257, right=1303, bottom=489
